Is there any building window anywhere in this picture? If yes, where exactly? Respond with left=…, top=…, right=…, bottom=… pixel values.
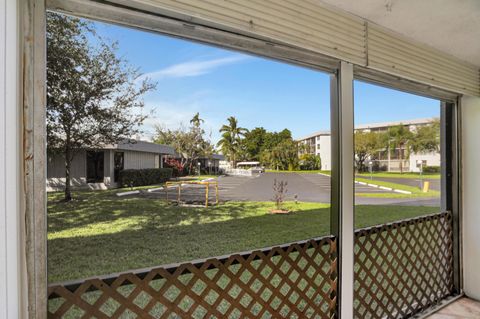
left=155, top=154, right=163, bottom=168
left=86, top=151, right=105, bottom=183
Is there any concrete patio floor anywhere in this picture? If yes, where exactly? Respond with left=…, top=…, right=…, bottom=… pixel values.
left=427, top=297, right=480, bottom=319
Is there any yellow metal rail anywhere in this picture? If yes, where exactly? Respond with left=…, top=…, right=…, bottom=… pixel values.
left=165, top=180, right=219, bottom=207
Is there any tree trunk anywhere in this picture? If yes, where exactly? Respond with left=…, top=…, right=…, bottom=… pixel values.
left=64, top=146, right=73, bottom=201
left=399, top=144, right=403, bottom=174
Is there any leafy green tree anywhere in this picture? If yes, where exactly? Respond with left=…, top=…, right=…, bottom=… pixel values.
left=47, top=12, right=155, bottom=201
left=263, top=129, right=292, bottom=151
left=262, top=139, right=298, bottom=170
left=411, top=119, right=440, bottom=154
left=153, top=113, right=213, bottom=174
left=299, top=154, right=322, bottom=170
left=354, top=131, right=386, bottom=172
left=242, top=127, right=267, bottom=160
left=217, top=116, right=247, bottom=166
left=387, top=124, right=414, bottom=173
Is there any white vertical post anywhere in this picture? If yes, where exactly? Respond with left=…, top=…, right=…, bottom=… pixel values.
left=330, top=61, right=354, bottom=318
left=1, top=0, right=21, bottom=317
left=461, top=95, right=480, bottom=299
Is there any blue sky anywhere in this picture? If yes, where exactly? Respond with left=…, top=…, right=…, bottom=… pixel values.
left=93, top=20, right=440, bottom=143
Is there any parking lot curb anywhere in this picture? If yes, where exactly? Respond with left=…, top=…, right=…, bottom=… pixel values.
left=354, top=180, right=412, bottom=195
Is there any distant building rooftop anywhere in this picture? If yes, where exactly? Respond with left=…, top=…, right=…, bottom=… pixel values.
left=355, top=118, right=437, bottom=130
left=296, top=130, right=331, bottom=141
left=210, top=154, right=225, bottom=160
left=296, top=118, right=437, bottom=141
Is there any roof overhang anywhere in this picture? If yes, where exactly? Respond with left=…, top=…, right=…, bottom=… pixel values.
left=319, top=0, right=480, bottom=66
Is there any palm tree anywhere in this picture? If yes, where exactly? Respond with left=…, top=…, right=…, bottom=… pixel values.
left=190, top=112, right=204, bottom=127
left=387, top=124, right=413, bottom=173
left=217, top=116, right=247, bottom=167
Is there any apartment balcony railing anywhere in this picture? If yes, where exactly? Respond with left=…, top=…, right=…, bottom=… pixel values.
left=374, top=160, right=411, bottom=173
left=47, top=212, right=453, bottom=318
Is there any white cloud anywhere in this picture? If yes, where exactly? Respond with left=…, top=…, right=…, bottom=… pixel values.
left=137, top=55, right=248, bottom=82
left=136, top=98, right=225, bottom=144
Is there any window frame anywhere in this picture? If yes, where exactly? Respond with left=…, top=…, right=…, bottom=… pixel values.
left=22, top=0, right=462, bottom=317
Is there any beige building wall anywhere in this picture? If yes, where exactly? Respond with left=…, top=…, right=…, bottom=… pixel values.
left=461, top=95, right=480, bottom=301
left=123, top=150, right=157, bottom=169
left=103, top=149, right=113, bottom=187
left=46, top=149, right=164, bottom=190
left=46, top=150, right=87, bottom=189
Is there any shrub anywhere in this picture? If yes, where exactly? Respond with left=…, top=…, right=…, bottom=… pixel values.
left=118, top=168, right=173, bottom=187
left=299, top=154, right=321, bottom=170
left=423, top=165, right=441, bottom=174
left=163, top=158, right=187, bottom=177
left=272, top=179, right=288, bottom=210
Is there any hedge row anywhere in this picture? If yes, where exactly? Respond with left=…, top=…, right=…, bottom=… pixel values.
left=423, top=165, right=441, bottom=173
left=118, top=168, right=173, bottom=187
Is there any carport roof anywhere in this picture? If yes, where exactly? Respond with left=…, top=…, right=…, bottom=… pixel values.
left=106, top=139, right=176, bottom=155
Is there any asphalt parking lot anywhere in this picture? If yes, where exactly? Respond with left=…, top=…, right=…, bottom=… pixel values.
left=216, top=173, right=439, bottom=206
left=147, top=172, right=440, bottom=206
left=216, top=172, right=395, bottom=203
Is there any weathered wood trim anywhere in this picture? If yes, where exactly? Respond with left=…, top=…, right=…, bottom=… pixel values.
left=46, top=0, right=339, bottom=74
left=49, top=0, right=480, bottom=96
left=47, top=0, right=463, bottom=102
left=354, top=64, right=459, bottom=102
left=21, top=0, right=47, bottom=318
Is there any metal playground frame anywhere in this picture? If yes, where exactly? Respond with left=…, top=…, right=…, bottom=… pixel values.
left=165, top=180, right=219, bottom=207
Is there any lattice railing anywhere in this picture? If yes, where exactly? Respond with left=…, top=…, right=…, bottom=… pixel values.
left=48, top=236, right=338, bottom=318
left=354, top=211, right=454, bottom=319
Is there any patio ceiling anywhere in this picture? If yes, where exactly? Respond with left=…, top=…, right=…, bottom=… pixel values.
left=319, top=0, right=480, bottom=67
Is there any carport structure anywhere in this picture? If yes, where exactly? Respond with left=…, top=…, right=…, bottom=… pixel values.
left=2, top=0, right=480, bottom=318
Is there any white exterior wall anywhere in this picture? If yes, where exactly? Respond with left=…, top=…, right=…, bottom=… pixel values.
left=462, top=95, right=480, bottom=300
left=409, top=151, right=441, bottom=173
left=0, top=0, right=22, bottom=317
left=318, top=135, right=332, bottom=171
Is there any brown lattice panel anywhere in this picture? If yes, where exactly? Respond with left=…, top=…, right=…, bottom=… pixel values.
left=48, top=236, right=338, bottom=319
left=354, top=211, right=454, bottom=319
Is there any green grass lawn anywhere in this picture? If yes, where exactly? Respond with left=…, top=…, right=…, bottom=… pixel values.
left=264, top=170, right=440, bottom=180
left=355, top=177, right=440, bottom=198
left=47, top=189, right=439, bottom=283
left=265, top=169, right=331, bottom=174
left=356, top=171, right=440, bottom=179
